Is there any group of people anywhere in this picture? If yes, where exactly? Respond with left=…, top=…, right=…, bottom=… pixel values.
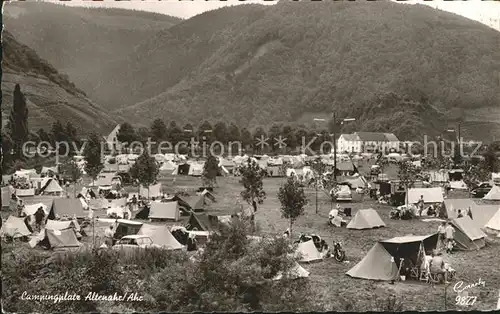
left=437, top=221, right=456, bottom=253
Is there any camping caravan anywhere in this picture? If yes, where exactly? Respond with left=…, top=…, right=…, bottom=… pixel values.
left=450, top=216, right=486, bottom=250
left=347, top=209, right=386, bottom=230
left=346, top=234, right=438, bottom=281
left=137, top=224, right=184, bottom=250
left=483, top=185, right=500, bottom=201
left=148, top=201, right=180, bottom=221
left=0, top=216, right=31, bottom=238
left=485, top=208, right=500, bottom=233
left=39, top=178, right=64, bottom=196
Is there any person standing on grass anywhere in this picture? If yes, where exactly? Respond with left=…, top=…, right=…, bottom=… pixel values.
left=445, top=221, right=455, bottom=253
left=418, top=195, right=425, bottom=216
left=437, top=222, right=446, bottom=248
left=104, top=225, right=115, bottom=248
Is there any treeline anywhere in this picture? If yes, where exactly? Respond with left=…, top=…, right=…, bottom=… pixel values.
left=116, top=119, right=339, bottom=154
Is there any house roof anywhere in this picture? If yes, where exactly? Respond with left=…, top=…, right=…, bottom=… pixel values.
left=340, top=134, right=359, bottom=142
left=352, top=132, right=399, bottom=142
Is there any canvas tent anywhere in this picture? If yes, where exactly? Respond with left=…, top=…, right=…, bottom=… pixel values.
left=162, top=195, right=192, bottom=213
left=23, top=203, right=49, bottom=217
left=88, top=198, right=109, bottom=210
left=191, top=195, right=206, bottom=212
left=140, top=183, right=162, bottom=199
left=485, top=208, right=500, bottom=233
left=0, top=216, right=31, bottom=238
left=176, top=163, right=190, bottom=175
left=346, top=234, right=438, bottom=281
left=15, top=188, right=35, bottom=197
left=407, top=187, right=444, bottom=204
left=296, top=240, right=322, bottom=263
left=159, top=161, right=177, bottom=173
left=45, top=219, right=80, bottom=232
left=48, top=198, right=86, bottom=219
left=148, top=201, right=180, bottom=221
left=186, top=213, right=220, bottom=233
left=444, top=199, right=476, bottom=219
left=137, top=224, right=184, bottom=250
left=188, top=163, right=204, bottom=176
left=113, top=219, right=143, bottom=240
left=483, top=185, right=500, bottom=200
left=470, top=204, right=499, bottom=229
left=41, top=228, right=82, bottom=250
left=39, top=178, right=64, bottom=195
left=273, top=262, right=310, bottom=281
left=450, top=216, right=486, bottom=250
left=347, top=209, right=386, bottom=230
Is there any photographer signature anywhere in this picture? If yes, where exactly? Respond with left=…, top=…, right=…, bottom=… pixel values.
left=453, top=278, right=486, bottom=307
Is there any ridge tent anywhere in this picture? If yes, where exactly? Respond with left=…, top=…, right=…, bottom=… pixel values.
left=48, top=198, right=86, bottom=220
left=41, top=228, right=82, bottom=250
left=444, top=199, right=476, bottom=219
left=449, top=180, right=467, bottom=190
left=347, top=209, right=386, bottom=230
left=296, top=240, right=322, bottom=263
left=140, top=183, right=162, bottom=199
left=39, top=178, right=64, bottom=195
left=485, top=208, right=500, bottom=233
left=113, top=219, right=143, bottom=241
left=148, top=201, right=180, bottom=221
left=407, top=187, right=444, bottom=204
left=483, top=185, right=500, bottom=200
left=346, top=242, right=399, bottom=281
left=0, top=216, right=31, bottom=238
left=346, top=234, right=439, bottom=281
left=160, top=161, right=177, bottom=173
left=45, top=219, right=80, bottom=232
left=469, top=204, right=498, bottom=228
left=137, top=224, right=184, bottom=250
left=186, top=213, right=220, bottom=233
left=23, top=203, right=50, bottom=216
left=162, top=195, right=192, bottom=213
left=272, top=262, right=310, bottom=281
left=191, top=195, right=206, bottom=212
left=450, top=216, right=486, bottom=250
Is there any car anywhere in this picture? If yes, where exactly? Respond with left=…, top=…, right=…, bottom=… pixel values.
left=470, top=182, right=492, bottom=198
left=112, top=235, right=161, bottom=251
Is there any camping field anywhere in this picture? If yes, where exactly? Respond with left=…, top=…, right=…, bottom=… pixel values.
left=3, top=173, right=500, bottom=311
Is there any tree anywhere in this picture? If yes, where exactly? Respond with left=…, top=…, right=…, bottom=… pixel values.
left=168, top=124, right=184, bottom=147
left=240, top=128, right=253, bottom=150
left=116, top=122, right=137, bottom=145
left=278, top=176, right=308, bottom=236
left=198, top=121, right=214, bottom=144
left=294, top=128, right=308, bottom=152
left=282, top=125, right=296, bottom=151
left=202, top=155, right=219, bottom=187
left=1, top=130, right=13, bottom=169
left=397, top=160, right=420, bottom=205
left=8, top=84, right=29, bottom=158
left=240, top=158, right=267, bottom=214
left=65, top=122, right=79, bottom=156
left=60, top=159, right=82, bottom=196
left=483, top=144, right=498, bottom=173
left=213, top=121, right=228, bottom=144
left=51, top=120, right=67, bottom=155
left=268, top=124, right=282, bottom=153
left=136, top=127, right=151, bottom=144
left=129, top=150, right=159, bottom=198
left=150, top=118, right=168, bottom=142
left=252, top=127, right=267, bottom=153
left=36, top=128, right=51, bottom=143
left=83, top=133, right=104, bottom=186
left=228, top=123, right=240, bottom=142
left=307, top=157, right=326, bottom=214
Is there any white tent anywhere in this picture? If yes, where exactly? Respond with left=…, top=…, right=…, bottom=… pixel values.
left=450, top=180, right=467, bottom=190
left=296, top=240, right=322, bottom=263
left=23, top=203, right=49, bottom=216
left=188, top=163, right=204, bottom=176
left=138, top=224, right=184, bottom=250
left=407, top=187, right=444, bottom=204
left=139, top=183, right=162, bottom=199
left=272, top=262, right=310, bottom=280
left=483, top=185, right=500, bottom=200
left=160, top=161, right=177, bottom=172
left=485, top=208, right=500, bottom=233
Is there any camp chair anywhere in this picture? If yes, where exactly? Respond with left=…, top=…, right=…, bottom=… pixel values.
left=428, top=272, right=444, bottom=285
left=420, top=269, right=430, bottom=282
left=409, top=267, right=420, bottom=280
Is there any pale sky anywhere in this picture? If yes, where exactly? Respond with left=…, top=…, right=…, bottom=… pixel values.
left=20, top=0, right=500, bottom=31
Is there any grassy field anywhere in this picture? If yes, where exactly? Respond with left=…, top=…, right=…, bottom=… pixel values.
left=3, top=171, right=500, bottom=311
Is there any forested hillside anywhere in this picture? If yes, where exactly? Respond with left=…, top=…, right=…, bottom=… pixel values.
left=2, top=31, right=117, bottom=134
left=117, top=1, right=500, bottom=140
left=4, top=1, right=182, bottom=110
